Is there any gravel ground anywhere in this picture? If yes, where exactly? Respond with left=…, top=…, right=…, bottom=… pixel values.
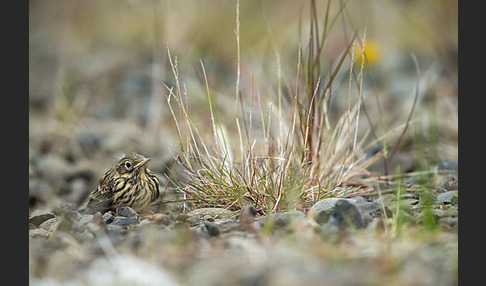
left=29, top=130, right=458, bottom=285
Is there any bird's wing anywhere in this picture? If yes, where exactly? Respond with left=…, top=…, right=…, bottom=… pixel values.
left=84, top=173, right=117, bottom=214
left=84, top=194, right=114, bottom=215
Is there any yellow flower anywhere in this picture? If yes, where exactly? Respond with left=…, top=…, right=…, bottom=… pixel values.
left=354, top=40, right=382, bottom=66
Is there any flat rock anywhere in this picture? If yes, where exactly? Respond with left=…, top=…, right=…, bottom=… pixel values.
left=29, top=228, right=50, bottom=239
left=29, top=212, right=56, bottom=228
left=436, top=191, right=458, bottom=205
left=112, top=216, right=139, bottom=228
left=39, top=217, right=60, bottom=232
left=188, top=208, right=234, bottom=219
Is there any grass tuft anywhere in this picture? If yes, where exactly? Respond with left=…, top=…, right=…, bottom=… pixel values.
left=164, top=0, right=426, bottom=215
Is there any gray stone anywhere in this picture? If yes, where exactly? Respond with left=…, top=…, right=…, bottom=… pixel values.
left=320, top=200, right=366, bottom=240
left=39, top=217, right=60, bottom=232
left=356, top=201, right=381, bottom=215
left=437, top=174, right=458, bottom=192
left=307, top=198, right=342, bottom=225
left=188, top=208, right=234, bottom=220
left=438, top=160, right=458, bottom=176
left=116, top=206, right=138, bottom=218
left=29, top=212, right=56, bottom=228
left=103, top=213, right=115, bottom=224
left=29, top=228, right=50, bottom=239
left=357, top=200, right=393, bottom=219
left=436, top=191, right=458, bottom=205
left=77, top=214, right=95, bottom=232
left=57, top=210, right=82, bottom=231
left=308, top=198, right=364, bottom=225
left=112, top=216, right=139, bottom=228
left=329, top=200, right=365, bottom=230
left=203, top=221, right=221, bottom=237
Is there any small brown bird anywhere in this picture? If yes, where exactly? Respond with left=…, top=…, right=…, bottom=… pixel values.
left=84, top=153, right=160, bottom=215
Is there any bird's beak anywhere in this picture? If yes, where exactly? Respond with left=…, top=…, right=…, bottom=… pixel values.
left=134, top=158, right=151, bottom=168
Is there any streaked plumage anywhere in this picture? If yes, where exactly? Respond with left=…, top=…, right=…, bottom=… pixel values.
left=84, top=153, right=159, bottom=214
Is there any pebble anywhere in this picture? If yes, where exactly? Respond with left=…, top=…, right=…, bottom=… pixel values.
left=307, top=198, right=342, bottom=225
left=203, top=221, right=221, bottom=237
left=320, top=199, right=366, bottom=240
left=436, top=191, right=458, bottom=205
left=329, top=199, right=365, bottom=230
left=77, top=214, right=95, bottom=232
left=29, top=212, right=56, bottom=228
left=39, top=217, right=60, bottom=232
left=111, top=216, right=139, bottom=228
left=154, top=213, right=170, bottom=225
left=437, top=174, right=458, bottom=192
left=356, top=201, right=384, bottom=217
left=116, top=206, right=138, bottom=218
left=188, top=208, right=234, bottom=220
left=29, top=228, right=50, bottom=239
left=57, top=210, right=82, bottom=231
left=438, top=160, right=458, bottom=176
left=102, top=213, right=115, bottom=224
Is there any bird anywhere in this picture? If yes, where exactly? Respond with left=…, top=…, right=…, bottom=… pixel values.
left=83, top=153, right=160, bottom=215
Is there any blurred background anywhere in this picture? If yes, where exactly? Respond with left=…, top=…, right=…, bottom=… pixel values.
left=29, top=0, right=457, bottom=212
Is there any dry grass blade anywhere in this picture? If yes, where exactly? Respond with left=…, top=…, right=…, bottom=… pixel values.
left=387, top=53, right=421, bottom=163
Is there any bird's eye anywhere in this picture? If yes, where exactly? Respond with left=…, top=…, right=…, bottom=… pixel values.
left=124, top=161, right=132, bottom=170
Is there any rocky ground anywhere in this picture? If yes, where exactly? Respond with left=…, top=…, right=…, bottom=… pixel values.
left=29, top=136, right=458, bottom=285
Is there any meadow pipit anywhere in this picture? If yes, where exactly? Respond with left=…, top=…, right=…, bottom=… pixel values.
left=84, top=153, right=159, bottom=214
